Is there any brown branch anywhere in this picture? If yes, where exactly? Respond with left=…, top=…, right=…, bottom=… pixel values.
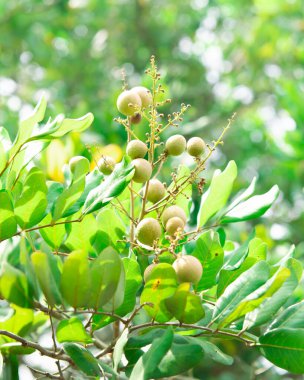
left=0, top=330, right=72, bottom=363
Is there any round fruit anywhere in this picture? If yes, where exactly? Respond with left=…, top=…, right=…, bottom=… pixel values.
left=132, top=86, right=152, bottom=108
left=130, top=113, right=142, bottom=124
left=173, top=255, right=203, bottom=283
left=187, top=137, right=206, bottom=157
left=132, top=158, right=152, bottom=183
left=69, top=156, right=90, bottom=175
left=165, top=216, right=185, bottom=236
left=162, top=205, right=187, bottom=226
left=146, top=179, right=166, bottom=203
left=126, top=140, right=148, bottom=159
left=116, top=90, right=142, bottom=116
left=165, top=134, right=186, bottom=156
left=98, top=156, right=116, bottom=175
left=144, top=263, right=157, bottom=282
left=136, top=218, right=162, bottom=246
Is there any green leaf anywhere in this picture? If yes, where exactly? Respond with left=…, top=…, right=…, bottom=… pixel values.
left=52, top=157, right=89, bottom=221
left=212, top=261, right=270, bottom=326
left=153, top=339, right=204, bottom=378
left=31, top=251, right=62, bottom=307
left=10, top=95, right=47, bottom=158
left=82, top=156, right=134, bottom=215
left=0, top=190, right=17, bottom=241
left=221, top=230, right=255, bottom=271
left=129, top=328, right=173, bottom=380
left=56, top=317, right=92, bottom=344
left=190, top=230, right=224, bottom=291
left=113, top=328, right=129, bottom=372
left=140, top=263, right=178, bottom=322
left=225, top=176, right=257, bottom=212
left=39, top=214, right=66, bottom=250
left=0, top=263, right=31, bottom=307
left=60, top=250, right=91, bottom=309
left=63, top=342, right=101, bottom=377
left=64, top=167, right=104, bottom=217
left=244, top=258, right=302, bottom=329
left=194, top=339, right=233, bottom=365
left=89, top=247, right=124, bottom=310
left=197, top=160, right=237, bottom=227
left=94, top=207, right=126, bottom=252
left=0, top=305, right=34, bottom=336
left=64, top=214, right=97, bottom=254
left=259, top=328, right=304, bottom=374
left=7, top=96, right=47, bottom=186
left=29, top=112, right=94, bottom=141
left=268, top=301, right=304, bottom=330
left=165, top=283, right=205, bottom=324
left=221, top=185, right=279, bottom=223
left=114, top=257, right=141, bottom=316
left=217, top=237, right=267, bottom=297
left=14, top=167, right=48, bottom=228
left=219, top=266, right=291, bottom=327
left=0, top=343, right=35, bottom=356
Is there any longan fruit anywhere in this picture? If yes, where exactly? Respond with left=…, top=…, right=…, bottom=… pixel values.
left=173, top=255, right=203, bottom=284
left=165, top=134, right=186, bottom=156
left=136, top=218, right=162, bottom=246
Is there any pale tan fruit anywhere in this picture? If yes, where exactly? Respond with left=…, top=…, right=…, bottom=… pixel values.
left=132, top=158, right=152, bottom=183
left=116, top=90, right=142, bottom=116
left=146, top=179, right=166, bottom=203
left=127, top=140, right=148, bottom=159
left=165, top=216, right=185, bottom=236
left=132, top=86, right=153, bottom=108
left=144, top=263, right=157, bottom=282
left=69, top=156, right=90, bottom=175
left=173, top=255, right=203, bottom=283
left=165, top=134, right=186, bottom=156
left=136, top=218, right=162, bottom=246
left=162, top=205, right=187, bottom=226
left=98, top=156, right=116, bottom=175
left=187, top=137, right=206, bottom=157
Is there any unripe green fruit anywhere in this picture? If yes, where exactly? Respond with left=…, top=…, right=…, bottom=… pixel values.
left=136, top=218, right=162, bottom=246
left=69, top=156, right=90, bottom=175
left=116, top=90, right=142, bottom=116
left=162, top=205, right=187, bottom=226
left=144, top=263, right=157, bottom=282
left=130, top=113, right=142, bottom=124
left=165, top=134, right=186, bottom=156
left=132, top=158, right=152, bottom=183
left=126, top=140, right=148, bottom=159
left=165, top=216, right=185, bottom=236
left=187, top=137, right=206, bottom=157
left=132, top=86, right=152, bottom=108
left=146, top=179, right=166, bottom=203
left=173, top=255, right=203, bottom=283
left=98, top=156, right=116, bottom=175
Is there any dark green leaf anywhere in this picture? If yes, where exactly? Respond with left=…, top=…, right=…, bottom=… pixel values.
left=129, top=328, right=173, bottom=380
left=63, top=342, right=101, bottom=377
left=259, top=328, right=304, bottom=374
left=268, top=301, right=304, bottom=330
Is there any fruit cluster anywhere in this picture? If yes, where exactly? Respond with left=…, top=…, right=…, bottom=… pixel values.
left=100, top=68, right=207, bottom=286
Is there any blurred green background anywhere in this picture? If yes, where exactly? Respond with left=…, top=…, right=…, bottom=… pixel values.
left=0, top=1, right=303, bottom=378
